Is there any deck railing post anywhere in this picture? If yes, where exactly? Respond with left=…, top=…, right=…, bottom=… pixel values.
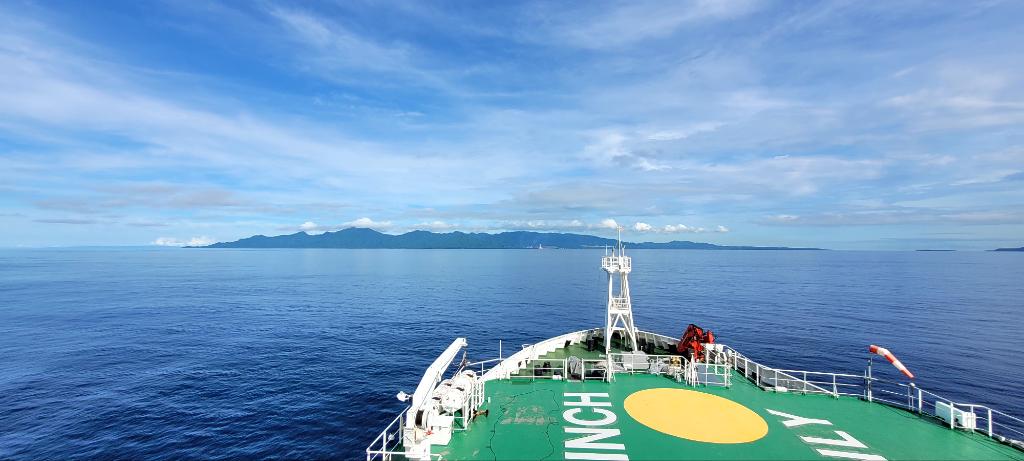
left=988, top=409, right=993, bottom=437
left=917, top=388, right=923, bottom=414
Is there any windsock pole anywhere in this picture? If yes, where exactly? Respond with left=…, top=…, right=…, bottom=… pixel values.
left=869, top=344, right=914, bottom=379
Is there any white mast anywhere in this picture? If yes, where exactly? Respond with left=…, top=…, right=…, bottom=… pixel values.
left=601, top=226, right=638, bottom=358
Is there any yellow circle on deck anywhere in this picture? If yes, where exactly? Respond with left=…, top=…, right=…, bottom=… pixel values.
left=624, top=388, right=768, bottom=444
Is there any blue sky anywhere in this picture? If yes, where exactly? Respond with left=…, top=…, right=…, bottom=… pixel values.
left=1, top=0, right=1022, bottom=249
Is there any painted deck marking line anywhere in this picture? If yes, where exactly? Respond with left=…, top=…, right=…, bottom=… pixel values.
left=767, top=409, right=887, bottom=461
left=563, top=393, right=629, bottom=461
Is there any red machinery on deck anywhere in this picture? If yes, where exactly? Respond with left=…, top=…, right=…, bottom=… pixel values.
left=677, top=324, right=715, bottom=361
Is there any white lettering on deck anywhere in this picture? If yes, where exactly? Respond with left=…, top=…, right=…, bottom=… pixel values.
left=767, top=409, right=886, bottom=461
left=563, top=393, right=629, bottom=461
left=802, top=431, right=866, bottom=448
left=565, top=428, right=626, bottom=451
left=767, top=409, right=834, bottom=428
left=814, top=449, right=886, bottom=461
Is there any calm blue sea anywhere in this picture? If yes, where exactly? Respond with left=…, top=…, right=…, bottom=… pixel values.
left=1, top=248, right=1022, bottom=459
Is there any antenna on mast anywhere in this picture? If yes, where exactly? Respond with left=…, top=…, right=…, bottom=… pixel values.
left=600, top=223, right=639, bottom=382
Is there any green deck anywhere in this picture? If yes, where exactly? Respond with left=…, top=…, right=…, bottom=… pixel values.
left=435, top=349, right=1023, bottom=460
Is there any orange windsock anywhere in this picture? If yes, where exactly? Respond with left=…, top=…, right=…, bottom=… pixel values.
left=869, top=344, right=914, bottom=379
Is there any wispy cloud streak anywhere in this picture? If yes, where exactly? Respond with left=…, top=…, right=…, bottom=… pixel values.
left=0, top=1, right=1022, bottom=249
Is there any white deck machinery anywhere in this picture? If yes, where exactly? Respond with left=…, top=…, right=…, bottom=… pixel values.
left=601, top=226, right=643, bottom=380
left=401, top=338, right=485, bottom=461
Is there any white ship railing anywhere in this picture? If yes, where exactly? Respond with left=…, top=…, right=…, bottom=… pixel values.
left=601, top=255, right=631, bottom=272
left=365, top=407, right=408, bottom=461
left=582, top=358, right=607, bottom=380
left=711, top=344, right=1024, bottom=445
left=466, top=357, right=504, bottom=376
left=606, top=353, right=730, bottom=386
left=371, top=332, right=1024, bottom=456
left=474, top=335, right=1024, bottom=445
left=364, top=407, right=451, bottom=461
left=479, top=328, right=601, bottom=381
left=486, top=348, right=729, bottom=387
left=712, top=344, right=833, bottom=394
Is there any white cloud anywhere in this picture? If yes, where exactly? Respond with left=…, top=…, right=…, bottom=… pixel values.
left=152, top=236, right=215, bottom=246
left=284, top=218, right=392, bottom=233
left=634, top=157, right=671, bottom=172
left=4, top=2, right=1023, bottom=249
left=598, top=218, right=619, bottom=229
left=646, top=121, right=724, bottom=141
left=266, top=6, right=459, bottom=93
left=631, top=222, right=728, bottom=233
left=297, top=220, right=330, bottom=235
left=187, top=236, right=215, bottom=246
left=663, top=224, right=703, bottom=233
left=497, top=219, right=588, bottom=231
left=881, top=63, right=1024, bottom=129
left=415, top=220, right=456, bottom=231
left=769, top=214, right=801, bottom=223
left=633, top=222, right=653, bottom=232
left=344, top=217, right=393, bottom=230
left=546, top=0, right=762, bottom=49
left=759, top=207, right=1024, bottom=227
left=583, top=130, right=629, bottom=164
left=269, top=7, right=413, bottom=74
left=582, top=130, right=670, bottom=171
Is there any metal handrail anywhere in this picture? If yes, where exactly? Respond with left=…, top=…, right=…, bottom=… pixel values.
left=369, top=334, right=1024, bottom=457
left=365, top=406, right=449, bottom=461
left=504, top=337, right=1024, bottom=443
left=465, top=357, right=504, bottom=376
left=509, top=358, right=568, bottom=379
left=712, top=343, right=1024, bottom=444
left=365, top=407, right=408, bottom=461
left=601, top=255, right=631, bottom=271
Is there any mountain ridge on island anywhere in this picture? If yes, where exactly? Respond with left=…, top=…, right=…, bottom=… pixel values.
left=992, top=246, right=1024, bottom=252
left=197, top=227, right=824, bottom=250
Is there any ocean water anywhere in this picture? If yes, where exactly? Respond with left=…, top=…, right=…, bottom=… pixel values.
left=1, top=248, right=1022, bottom=459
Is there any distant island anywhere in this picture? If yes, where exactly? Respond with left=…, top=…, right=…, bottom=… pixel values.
left=916, top=249, right=956, bottom=252
left=993, top=246, right=1024, bottom=252
left=198, top=227, right=823, bottom=250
